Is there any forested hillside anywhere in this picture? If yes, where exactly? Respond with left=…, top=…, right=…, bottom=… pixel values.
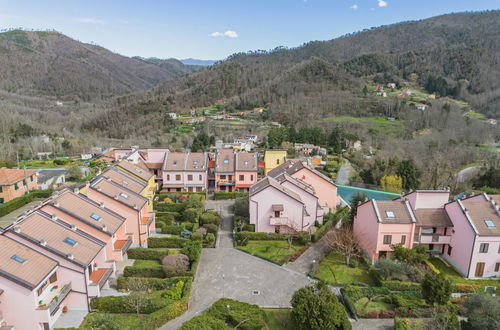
left=0, top=30, right=198, bottom=100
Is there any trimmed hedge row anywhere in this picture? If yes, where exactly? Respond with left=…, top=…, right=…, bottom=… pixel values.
left=148, top=237, right=189, bottom=248
left=116, top=276, right=190, bottom=291
left=90, top=293, right=171, bottom=314
left=235, top=231, right=289, bottom=241
left=382, top=281, right=421, bottom=292
left=312, top=219, right=335, bottom=242
left=127, top=248, right=176, bottom=260
left=155, top=202, right=185, bottom=213
left=213, top=191, right=248, bottom=200
left=0, top=189, right=53, bottom=217
left=124, top=266, right=165, bottom=278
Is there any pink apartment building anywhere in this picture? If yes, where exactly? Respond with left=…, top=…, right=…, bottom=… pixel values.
left=162, top=151, right=208, bottom=192
left=235, top=152, right=258, bottom=193
left=268, top=160, right=340, bottom=210
left=39, top=189, right=131, bottom=262
left=249, top=175, right=324, bottom=233
left=215, top=149, right=236, bottom=192
left=87, top=177, right=155, bottom=247
left=2, top=211, right=114, bottom=328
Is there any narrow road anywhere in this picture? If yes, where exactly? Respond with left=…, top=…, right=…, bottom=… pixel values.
left=284, top=230, right=332, bottom=275
left=336, top=160, right=354, bottom=185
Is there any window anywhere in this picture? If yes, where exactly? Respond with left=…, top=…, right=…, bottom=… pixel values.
left=187, top=175, right=193, bottom=181
left=175, top=174, right=181, bottom=181
left=63, top=237, right=78, bottom=247
left=11, top=255, right=27, bottom=264
left=220, top=175, right=226, bottom=179
left=495, top=263, right=500, bottom=272
left=49, top=272, right=58, bottom=283
left=199, top=175, right=202, bottom=180
left=251, top=175, right=254, bottom=181
left=166, top=174, right=170, bottom=180
left=448, top=246, right=453, bottom=256
left=479, top=243, right=489, bottom=253
left=401, top=235, right=406, bottom=244
left=0, top=198, right=3, bottom=204
left=30, top=175, right=34, bottom=182
left=239, top=175, right=244, bottom=181
left=14, top=183, right=19, bottom=190
left=23, top=179, right=27, bottom=186
left=385, top=211, right=395, bottom=218
left=37, top=280, right=49, bottom=296
left=193, top=161, right=198, bottom=166
left=173, top=161, right=177, bottom=165
left=484, top=219, right=496, bottom=228
left=90, top=213, right=102, bottom=221
left=0, top=186, right=2, bottom=192
left=274, top=211, right=281, bottom=217
left=276, top=159, right=280, bottom=165
left=223, top=159, right=229, bottom=164
left=383, top=235, right=392, bottom=244
left=119, top=193, right=129, bottom=199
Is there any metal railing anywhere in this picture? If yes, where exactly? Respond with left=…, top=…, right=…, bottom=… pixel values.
left=48, top=283, right=72, bottom=316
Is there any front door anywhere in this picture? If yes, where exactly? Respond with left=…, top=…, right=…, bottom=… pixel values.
left=475, top=262, right=485, bottom=277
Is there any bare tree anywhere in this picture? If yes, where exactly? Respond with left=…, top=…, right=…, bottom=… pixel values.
left=124, top=281, right=150, bottom=317
left=325, top=227, right=361, bottom=265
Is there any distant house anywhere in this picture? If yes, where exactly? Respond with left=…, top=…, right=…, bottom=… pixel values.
left=264, top=150, right=287, bottom=176
left=486, top=119, right=497, bottom=125
left=387, top=83, right=396, bottom=89
left=167, top=113, right=178, bottom=119
left=428, top=94, right=436, bottom=100
left=244, top=134, right=258, bottom=143
left=271, top=121, right=281, bottom=127
left=37, top=169, right=67, bottom=190
left=81, top=154, right=93, bottom=160
left=253, top=107, right=264, bottom=113
left=415, top=104, right=427, bottom=110
left=0, top=168, right=38, bottom=204
left=190, top=110, right=196, bottom=116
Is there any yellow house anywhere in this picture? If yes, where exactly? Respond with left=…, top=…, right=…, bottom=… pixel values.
left=0, top=168, right=38, bottom=204
left=264, top=150, right=287, bottom=176
left=115, top=161, right=156, bottom=211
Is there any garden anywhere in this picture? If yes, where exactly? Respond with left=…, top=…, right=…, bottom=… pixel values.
left=74, top=240, right=202, bottom=330
left=154, top=192, right=219, bottom=247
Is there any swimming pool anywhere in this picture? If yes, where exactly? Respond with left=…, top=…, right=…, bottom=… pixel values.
left=337, top=184, right=401, bottom=207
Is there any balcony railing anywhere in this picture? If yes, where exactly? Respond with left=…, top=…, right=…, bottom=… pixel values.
left=218, top=179, right=235, bottom=185
left=269, top=216, right=289, bottom=226
left=419, top=234, right=451, bottom=244
left=38, top=282, right=72, bottom=316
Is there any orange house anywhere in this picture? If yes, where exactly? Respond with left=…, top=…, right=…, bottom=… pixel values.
left=0, top=168, right=38, bottom=204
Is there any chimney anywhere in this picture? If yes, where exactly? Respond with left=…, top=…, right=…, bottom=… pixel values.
left=97, top=187, right=102, bottom=192
left=53, top=201, right=60, bottom=207
left=133, top=204, right=138, bottom=210
left=14, top=225, right=21, bottom=233
left=102, top=225, right=107, bottom=232
left=40, top=238, right=47, bottom=246
left=51, top=214, right=58, bottom=221
left=67, top=253, right=74, bottom=260
left=70, top=224, right=77, bottom=231
left=113, top=195, right=119, bottom=200
left=73, top=187, right=79, bottom=194
left=99, top=202, right=105, bottom=208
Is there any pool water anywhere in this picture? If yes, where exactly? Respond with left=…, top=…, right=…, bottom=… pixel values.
left=337, top=184, right=400, bottom=207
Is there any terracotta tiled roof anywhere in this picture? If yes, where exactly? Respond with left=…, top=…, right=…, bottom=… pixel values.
left=12, top=212, right=104, bottom=266
left=144, top=162, right=163, bottom=170
left=101, top=168, right=146, bottom=194
left=90, top=177, right=148, bottom=210
left=116, top=160, right=153, bottom=181
left=374, top=200, right=415, bottom=224
left=0, top=235, right=58, bottom=290
left=0, top=168, right=37, bottom=185
left=462, top=201, right=500, bottom=236
left=414, top=209, right=453, bottom=227
left=235, top=153, right=258, bottom=171
left=185, top=152, right=207, bottom=171
left=45, top=190, right=125, bottom=234
left=163, top=152, right=186, bottom=171
left=216, top=149, right=235, bottom=173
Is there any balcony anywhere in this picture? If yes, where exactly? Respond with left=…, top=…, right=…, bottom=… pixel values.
left=270, top=216, right=289, bottom=226
left=89, top=268, right=113, bottom=289
left=114, top=237, right=132, bottom=254
left=218, top=179, right=235, bottom=185
left=419, top=234, right=451, bottom=244
left=37, top=283, right=72, bottom=316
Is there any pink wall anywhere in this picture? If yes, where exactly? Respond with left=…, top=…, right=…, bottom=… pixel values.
left=470, top=236, right=500, bottom=278
left=354, top=202, right=380, bottom=261
left=291, top=168, right=339, bottom=210
left=250, top=187, right=305, bottom=233
left=404, top=191, right=450, bottom=210
left=281, top=180, right=320, bottom=227
left=235, top=171, right=258, bottom=192
left=376, top=223, right=414, bottom=253
left=443, top=202, right=476, bottom=277
left=162, top=171, right=207, bottom=190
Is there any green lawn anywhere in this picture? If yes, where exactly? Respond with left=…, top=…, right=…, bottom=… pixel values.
left=316, top=253, right=374, bottom=286
left=19, top=159, right=82, bottom=169
left=133, top=260, right=162, bottom=268
left=263, top=309, right=297, bottom=330
left=354, top=297, right=394, bottom=315
left=236, top=241, right=304, bottom=265
left=429, top=258, right=500, bottom=290
left=77, top=312, right=145, bottom=330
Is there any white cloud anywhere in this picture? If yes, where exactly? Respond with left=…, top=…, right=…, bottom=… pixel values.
left=209, top=30, right=238, bottom=38
left=350, top=4, right=358, bottom=10
left=75, top=18, right=107, bottom=24
left=378, top=0, right=388, bottom=7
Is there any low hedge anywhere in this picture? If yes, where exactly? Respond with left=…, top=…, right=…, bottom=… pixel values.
left=454, top=283, right=480, bottom=293
left=163, top=225, right=185, bottom=235
left=0, top=189, right=53, bottom=217
left=116, top=276, right=191, bottom=291
left=234, top=231, right=289, bottom=242
left=155, top=202, right=185, bottom=213
left=124, top=266, right=165, bottom=278
left=214, top=192, right=248, bottom=200
left=312, top=219, right=335, bottom=242
left=127, top=248, right=175, bottom=260
left=382, top=280, right=421, bottom=292
left=156, top=211, right=181, bottom=222
left=148, top=237, right=189, bottom=248
left=90, top=293, right=170, bottom=314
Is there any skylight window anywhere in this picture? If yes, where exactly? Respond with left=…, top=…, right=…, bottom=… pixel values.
left=119, top=193, right=129, bottom=199
left=90, top=213, right=102, bottom=221
left=173, top=161, right=177, bottom=165
left=244, top=161, right=249, bottom=165
left=63, top=237, right=78, bottom=247
left=485, top=219, right=495, bottom=228
left=11, top=255, right=27, bottom=264
left=134, top=168, right=142, bottom=173
left=386, top=211, right=395, bottom=218
left=193, top=161, right=198, bottom=166
left=223, top=159, right=229, bottom=164
left=122, top=181, right=129, bottom=185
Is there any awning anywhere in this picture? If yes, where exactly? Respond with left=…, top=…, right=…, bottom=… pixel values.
left=272, top=204, right=284, bottom=212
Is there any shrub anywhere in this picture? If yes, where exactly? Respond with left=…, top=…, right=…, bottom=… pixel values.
left=368, top=267, right=383, bottom=287
left=312, top=219, right=335, bottom=242
left=191, top=232, right=203, bottom=241
left=421, top=273, right=453, bottom=305
left=365, top=310, right=379, bottom=319
left=389, top=292, right=427, bottom=309
left=234, top=197, right=249, bottom=217
left=90, top=294, right=170, bottom=314
left=463, top=293, right=500, bottom=330
left=156, top=203, right=185, bottom=213
left=116, top=276, right=190, bottom=291
left=453, top=283, right=479, bottom=293
left=207, top=298, right=265, bottom=330
left=295, top=232, right=310, bottom=245
left=53, top=159, right=69, bottom=165
left=234, top=231, right=289, bottom=243
left=136, top=300, right=187, bottom=329
left=161, top=281, right=184, bottom=300
left=163, top=197, right=174, bottom=204
left=424, top=260, right=440, bottom=274
left=161, top=254, right=190, bottom=274
left=292, top=281, right=351, bottom=330
left=127, top=248, right=172, bottom=260
left=185, top=194, right=205, bottom=209
left=243, top=224, right=254, bottom=232
left=156, top=212, right=179, bottom=223
left=203, top=224, right=219, bottom=234
left=375, top=258, right=415, bottom=281
left=199, top=212, right=220, bottom=225
left=148, top=237, right=189, bottom=248
left=205, top=233, right=215, bottom=245
left=0, top=190, right=53, bottom=217
left=181, top=241, right=202, bottom=262
left=124, top=266, right=165, bottom=278
left=183, top=208, right=200, bottom=223
left=382, top=280, right=420, bottom=292
left=394, top=317, right=412, bottom=330
left=163, top=225, right=185, bottom=235
left=391, top=244, right=428, bottom=265
left=214, top=191, right=248, bottom=200
left=179, top=314, right=227, bottom=330
left=349, top=260, right=359, bottom=268
left=380, top=310, right=396, bottom=318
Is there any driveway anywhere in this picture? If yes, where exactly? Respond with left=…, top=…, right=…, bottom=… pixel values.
left=285, top=229, right=332, bottom=275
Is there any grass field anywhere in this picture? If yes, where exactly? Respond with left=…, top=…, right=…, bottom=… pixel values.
left=133, top=260, right=162, bottom=268
left=237, top=241, right=303, bottom=265
left=263, top=309, right=297, bottom=330
left=316, top=252, right=374, bottom=286
left=322, top=116, right=404, bottom=135
left=19, top=159, right=82, bottom=169
left=354, top=297, right=394, bottom=315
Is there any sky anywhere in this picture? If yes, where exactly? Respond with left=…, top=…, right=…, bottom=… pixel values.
left=0, top=0, right=498, bottom=60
